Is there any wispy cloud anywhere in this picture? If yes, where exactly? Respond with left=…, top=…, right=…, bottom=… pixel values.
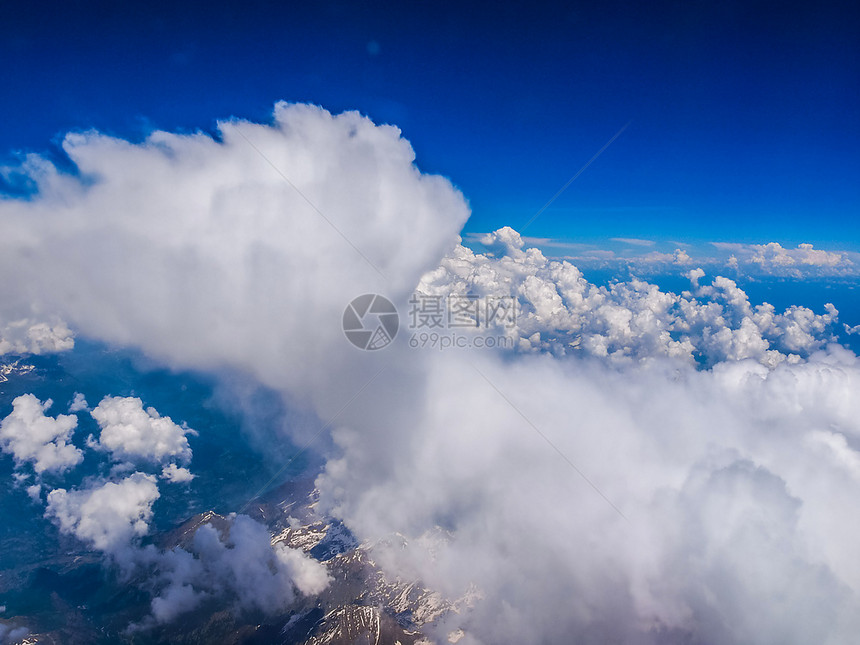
left=710, top=241, right=857, bottom=276
left=524, top=238, right=860, bottom=277
left=521, top=236, right=592, bottom=250
left=610, top=237, right=656, bottom=247
left=466, top=233, right=593, bottom=252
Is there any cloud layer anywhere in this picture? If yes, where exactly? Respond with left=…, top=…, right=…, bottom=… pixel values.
left=2, top=103, right=859, bottom=643
left=716, top=241, right=855, bottom=276
left=419, top=227, right=839, bottom=367
left=317, top=347, right=860, bottom=644
left=509, top=236, right=859, bottom=278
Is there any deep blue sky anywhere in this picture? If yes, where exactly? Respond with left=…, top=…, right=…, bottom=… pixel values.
left=2, top=0, right=858, bottom=247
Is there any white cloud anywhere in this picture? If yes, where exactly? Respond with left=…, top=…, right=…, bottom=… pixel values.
left=574, top=249, right=617, bottom=260
left=316, top=348, right=860, bottom=645
left=90, top=396, right=195, bottom=465
left=808, top=430, right=860, bottom=482
left=684, top=267, right=705, bottom=288
left=0, top=318, right=74, bottom=356
left=631, top=248, right=694, bottom=265
left=750, top=241, right=799, bottom=267
left=161, top=463, right=195, bottom=483
left=510, top=236, right=594, bottom=253
left=749, top=241, right=849, bottom=270
left=610, top=237, right=656, bottom=246
left=416, top=228, right=838, bottom=366
left=191, top=515, right=330, bottom=611
left=0, top=624, right=30, bottom=645
left=147, top=549, right=207, bottom=625
left=0, top=394, right=83, bottom=474
left=672, top=248, right=692, bottom=264
left=796, top=243, right=847, bottom=267
left=711, top=241, right=856, bottom=277
left=68, top=392, right=89, bottom=413
left=40, top=472, right=324, bottom=627
left=46, top=472, right=160, bottom=553
left=532, top=239, right=858, bottom=277
left=143, top=514, right=330, bottom=625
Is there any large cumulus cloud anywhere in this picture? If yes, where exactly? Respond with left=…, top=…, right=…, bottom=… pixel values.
left=0, top=102, right=469, bottom=409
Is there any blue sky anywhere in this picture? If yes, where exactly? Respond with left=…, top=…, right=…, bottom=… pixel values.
left=2, top=0, right=858, bottom=248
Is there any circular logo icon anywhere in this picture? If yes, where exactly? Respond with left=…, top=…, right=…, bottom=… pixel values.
left=342, top=294, right=399, bottom=350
